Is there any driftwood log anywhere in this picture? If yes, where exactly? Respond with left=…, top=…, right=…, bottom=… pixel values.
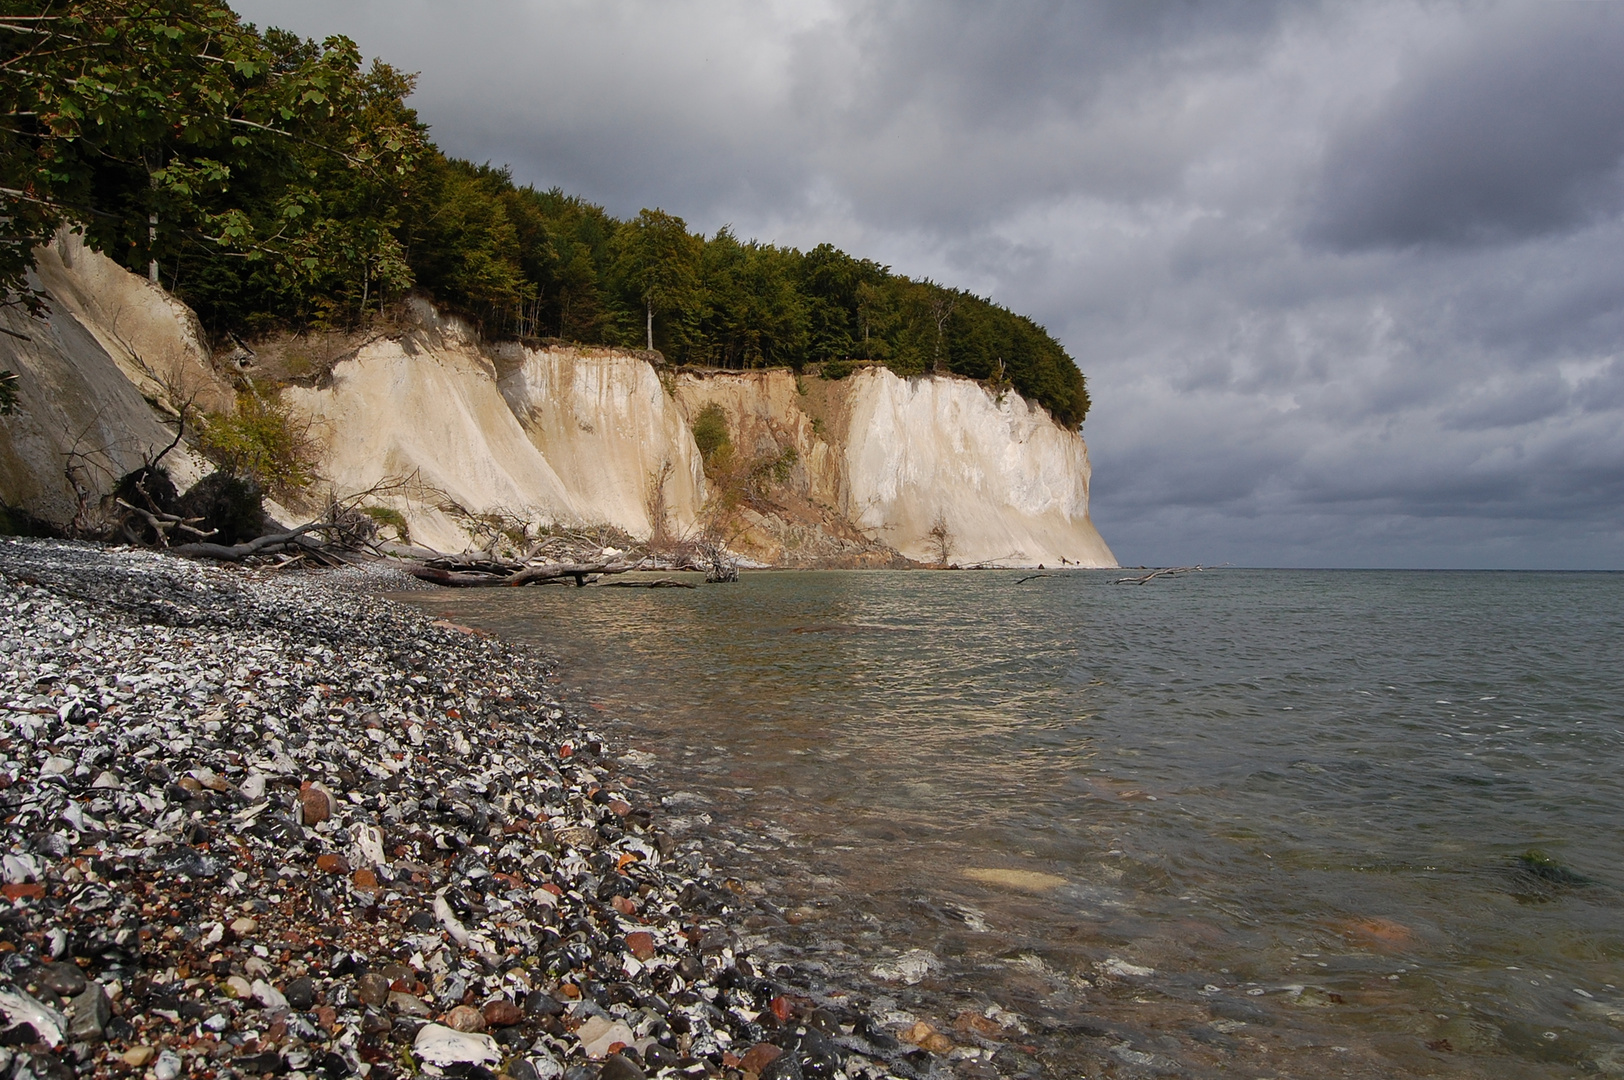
left=406, top=559, right=648, bottom=588
left=172, top=523, right=329, bottom=562
left=163, top=511, right=668, bottom=588
left=1114, top=565, right=1205, bottom=585
left=601, top=577, right=697, bottom=589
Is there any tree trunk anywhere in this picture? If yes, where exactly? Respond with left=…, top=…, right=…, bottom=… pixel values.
left=146, top=157, right=160, bottom=284
left=646, top=301, right=654, bottom=351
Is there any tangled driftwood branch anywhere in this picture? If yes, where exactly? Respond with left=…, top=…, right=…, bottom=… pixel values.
left=114, top=498, right=216, bottom=544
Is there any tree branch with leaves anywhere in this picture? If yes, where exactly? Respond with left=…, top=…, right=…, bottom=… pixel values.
left=0, top=0, right=425, bottom=326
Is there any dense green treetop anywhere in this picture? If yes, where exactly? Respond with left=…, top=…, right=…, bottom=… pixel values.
left=1, top=0, right=1090, bottom=426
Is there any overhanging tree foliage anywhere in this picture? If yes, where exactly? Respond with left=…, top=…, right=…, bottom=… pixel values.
left=1, top=0, right=424, bottom=328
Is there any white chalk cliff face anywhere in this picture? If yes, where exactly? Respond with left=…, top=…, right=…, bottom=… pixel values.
left=283, top=341, right=1114, bottom=564
left=668, top=368, right=1114, bottom=566
left=280, top=330, right=708, bottom=553
left=280, top=326, right=581, bottom=555
left=494, top=344, right=706, bottom=543
left=841, top=369, right=1114, bottom=567
left=4, top=239, right=1115, bottom=567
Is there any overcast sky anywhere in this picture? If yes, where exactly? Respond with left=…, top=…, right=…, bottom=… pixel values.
left=234, top=0, right=1624, bottom=568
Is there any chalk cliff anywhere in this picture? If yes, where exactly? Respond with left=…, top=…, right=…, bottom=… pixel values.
left=669, top=370, right=1114, bottom=567
left=842, top=370, right=1111, bottom=566
left=1, top=238, right=1116, bottom=567
left=494, top=343, right=707, bottom=545
left=278, top=319, right=581, bottom=555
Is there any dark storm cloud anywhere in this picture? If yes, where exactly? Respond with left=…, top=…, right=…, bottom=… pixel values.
left=774, top=1, right=1300, bottom=228
left=1311, top=4, right=1624, bottom=248
left=231, top=0, right=1624, bottom=568
left=236, top=0, right=1298, bottom=228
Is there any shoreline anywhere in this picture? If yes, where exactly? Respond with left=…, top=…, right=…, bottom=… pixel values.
left=0, top=540, right=999, bottom=1080
left=398, top=568, right=1536, bottom=1080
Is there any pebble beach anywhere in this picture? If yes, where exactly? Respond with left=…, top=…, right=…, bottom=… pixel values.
left=0, top=540, right=1003, bottom=1080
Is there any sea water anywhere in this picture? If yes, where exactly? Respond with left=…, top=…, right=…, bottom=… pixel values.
left=407, top=569, right=1624, bottom=1078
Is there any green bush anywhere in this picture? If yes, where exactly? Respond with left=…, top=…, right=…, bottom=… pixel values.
left=361, top=505, right=411, bottom=542
left=767, top=445, right=798, bottom=484
left=691, top=403, right=731, bottom=469
left=197, top=388, right=318, bottom=497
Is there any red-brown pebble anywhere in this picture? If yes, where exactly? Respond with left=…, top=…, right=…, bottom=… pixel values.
left=299, top=783, right=331, bottom=825
left=625, top=931, right=656, bottom=961
left=482, top=1000, right=524, bottom=1027
left=444, top=1005, right=486, bottom=1032
left=739, top=1043, right=783, bottom=1075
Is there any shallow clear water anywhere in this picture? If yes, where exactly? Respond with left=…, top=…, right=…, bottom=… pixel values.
left=404, top=569, right=1624, bottom=1077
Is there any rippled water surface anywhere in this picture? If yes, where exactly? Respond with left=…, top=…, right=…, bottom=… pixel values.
left=405, top=569, right=1624, bottom=1077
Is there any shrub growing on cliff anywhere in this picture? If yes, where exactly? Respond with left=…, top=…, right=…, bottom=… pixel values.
left=760, top=445, right=798, bottom=486
left=197, top=389, right=318, bottom=497
left=360, top=506, right=411, bottom=543
left=691, top=403, right=731, bottom=473
left=927, top=511, right=955, bottom=568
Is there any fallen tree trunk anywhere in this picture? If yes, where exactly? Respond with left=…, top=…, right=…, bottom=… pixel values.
left=172, top=523, right=326, bottom=562
left=601, top=577, right=697, bottom=589
left=507, top=559, right=646, bottom=586
left=172, top=523, right=652, bottom=586
left=404, top=566, right=516, bottom=587
left=406, top=558, right=647, bottom=588
left=1114, top=565, right=1205, bottom=585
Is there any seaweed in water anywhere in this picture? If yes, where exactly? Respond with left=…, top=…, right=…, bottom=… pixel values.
left=1516, top=849, right=1592, bottom=885
left=1508, top=848, right=1593, bottom=902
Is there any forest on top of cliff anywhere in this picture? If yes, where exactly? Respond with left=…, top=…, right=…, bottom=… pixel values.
left=0, top=0, right=1091, bottom=426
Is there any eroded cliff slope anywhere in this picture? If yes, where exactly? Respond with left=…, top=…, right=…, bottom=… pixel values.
left=0, top=235, right=226, bottom=525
